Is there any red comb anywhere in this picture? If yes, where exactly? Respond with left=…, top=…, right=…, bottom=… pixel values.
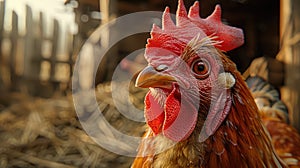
left=145, top=0, right=244, bottom=57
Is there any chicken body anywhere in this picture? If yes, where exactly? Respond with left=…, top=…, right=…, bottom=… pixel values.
left=246, top=76, right=300, bottom=167
left=132, top=0, right=287, bottom=167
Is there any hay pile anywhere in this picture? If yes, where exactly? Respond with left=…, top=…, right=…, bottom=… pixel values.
left=0, top=82, right=147, bottom=168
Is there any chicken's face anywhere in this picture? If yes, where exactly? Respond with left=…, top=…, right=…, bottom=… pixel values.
left=135, top=0, right=243, bottom=143
left=136, top=37, right=235, bottom=142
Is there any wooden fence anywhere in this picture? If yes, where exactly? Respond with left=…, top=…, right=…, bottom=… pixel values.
left=0, top=0, right=74, bottom=97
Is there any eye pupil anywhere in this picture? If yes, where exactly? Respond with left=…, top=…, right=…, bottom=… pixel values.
left=191, top=59, right=210, bottom=79
left=197, top=63, right=205, bottom=72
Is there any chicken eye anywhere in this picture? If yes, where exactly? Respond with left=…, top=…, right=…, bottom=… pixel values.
left=191, top=59, right=210, bottom=79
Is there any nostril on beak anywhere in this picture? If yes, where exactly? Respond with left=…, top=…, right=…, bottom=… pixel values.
left=155, top=64, right=168, bottom=72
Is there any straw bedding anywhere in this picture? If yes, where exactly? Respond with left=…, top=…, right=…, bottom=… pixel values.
left=0, top=82, right=147, bottom=168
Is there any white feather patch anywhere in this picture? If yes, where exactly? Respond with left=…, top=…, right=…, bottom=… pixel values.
left=149, top=88, right=167, bottom=107
left=217, top=72, right=236, bottom=89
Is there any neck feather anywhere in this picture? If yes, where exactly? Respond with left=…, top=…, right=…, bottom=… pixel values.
left=150, top=77, right=285, bottom=167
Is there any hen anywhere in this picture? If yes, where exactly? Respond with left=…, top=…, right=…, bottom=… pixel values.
left=246, top=76, right=300, bottom=167
left=131, top=0, right=287, bottom=167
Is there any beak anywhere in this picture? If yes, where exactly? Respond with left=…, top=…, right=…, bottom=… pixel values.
left=135, top=66, right=176, bottom=89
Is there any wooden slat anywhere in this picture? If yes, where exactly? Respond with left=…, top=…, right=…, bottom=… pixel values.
left=0, top=0, right=5, bottom=86
left=9, top=11, right=18, bottom=89
left=34, top=12, right=43, bottom=63
left=24, top=5, right=35, bottom=78
left=95, top=0, right=118, bottom=84
left=66, top=31, right=74, bottom=81
left=100, top=0, right=110, bottom=23
left=0, top=0, right=4, bottom=53
left=50, top=19, right=59, bottom=81
left=41, top=58, right=72, bottom=64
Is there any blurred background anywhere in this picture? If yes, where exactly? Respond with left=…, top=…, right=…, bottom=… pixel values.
left=0, top=0, right=299, bottom=167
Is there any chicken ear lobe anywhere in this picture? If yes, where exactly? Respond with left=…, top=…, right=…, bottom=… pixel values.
left=199, top=90, right=232, bottom=142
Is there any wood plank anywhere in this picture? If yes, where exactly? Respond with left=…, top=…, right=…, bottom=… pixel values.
left=33, top=12, right=43, bottom=81
left=66, top=31, right=74, bottom=82
left=0, top=0, right=4, bottom=53
left=24, top=5, right=35, bottom=78
left=50, top=19, right=59, bottom=81
left=278, top=0, right=300, bottom=131
left=23, top=5, right=44, bottom=95
left=0, top=0, right=5, bottom=86
left=9, top=11, right=18, bottom=90
left=99, top=0, right=117, bottom=23
left=95, top=0, right=118, bottom=84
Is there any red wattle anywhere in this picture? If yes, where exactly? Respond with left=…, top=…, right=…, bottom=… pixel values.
left=163, top=92, right=198, bottom=142
left=145, top=91, right=164, bottom=135
left=145, top=87, right=198, bottom=142
left=162, top=87, right=180, bottom=131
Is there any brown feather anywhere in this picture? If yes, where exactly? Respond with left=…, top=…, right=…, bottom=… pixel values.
left=131, top=129, right=154, bottom=168
left=132, top=53, right=288, bottom=167
left=246, top=76, right=300, bottom=167
left=263, top=117, right=300, bottom=167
